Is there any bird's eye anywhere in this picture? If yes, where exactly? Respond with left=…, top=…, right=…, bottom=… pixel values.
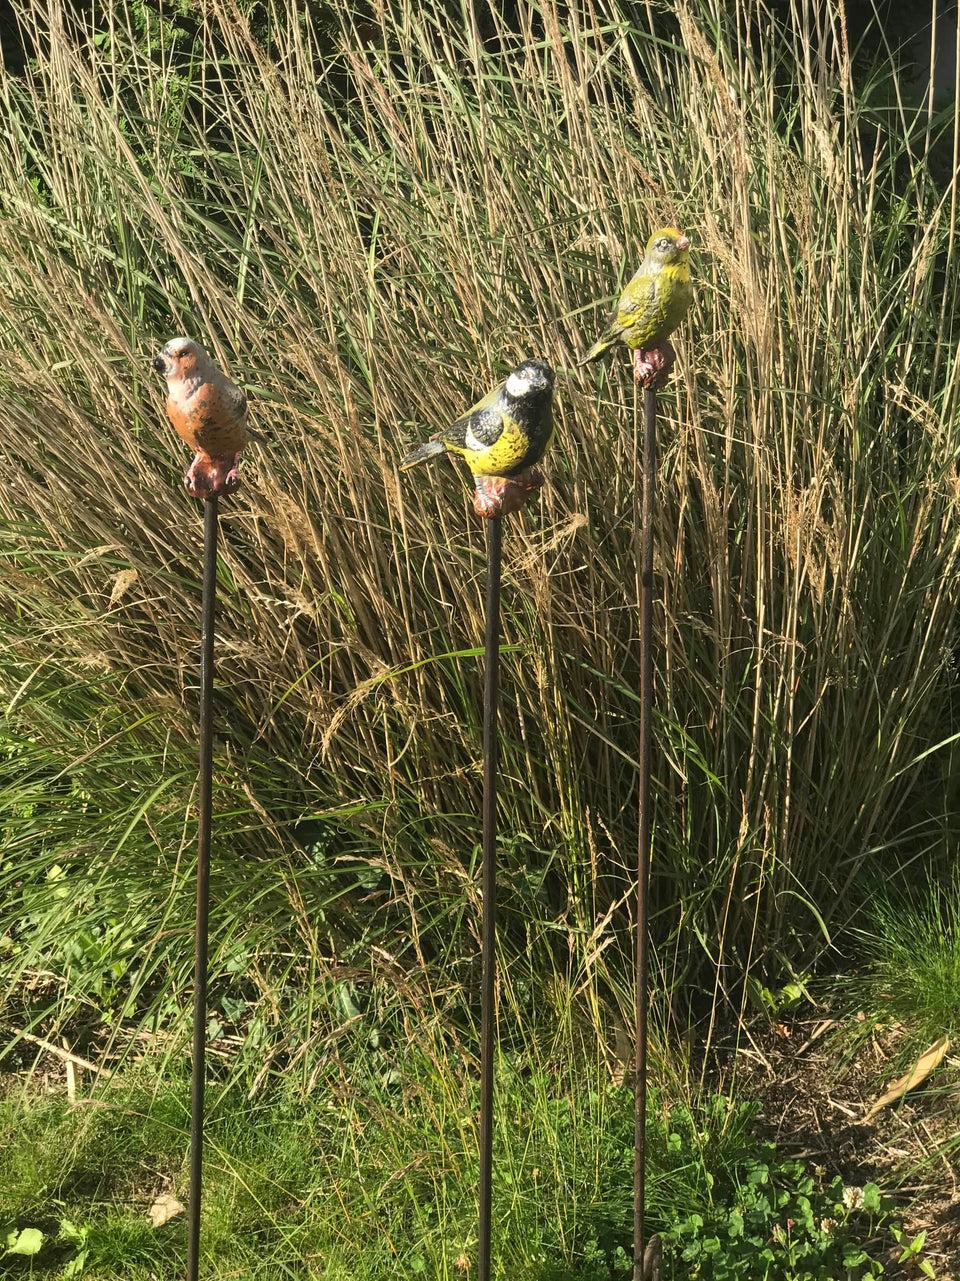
left=657, top=239, right=671, bottom=251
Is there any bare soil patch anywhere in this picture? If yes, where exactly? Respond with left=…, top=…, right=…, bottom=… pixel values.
left=726, top=1014, right=960, bottom=1279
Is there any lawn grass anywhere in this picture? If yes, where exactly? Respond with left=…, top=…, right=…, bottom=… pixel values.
left=874, top=899, right=960, bottom=1043
left=834, top=861, right=960, bottom=1074
left=0, top=1046, right=742, bottom=1280
left=1, top=1038, right=923, bottom=1281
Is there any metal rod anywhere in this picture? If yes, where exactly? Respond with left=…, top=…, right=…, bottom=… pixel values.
left=477, top=513, right=503, bottom=1281
left=634, top=386, right=657, bottom=1281
left=186, top=493, right=219, bottom=1281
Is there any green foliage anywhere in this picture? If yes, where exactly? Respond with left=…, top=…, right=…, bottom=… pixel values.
left=0, top=1064, right=928, bottom=1280
left=661, top=1155, right=928, bottom=1280
left=850, top=860, right=960, bottom=1063
left=0, top=1220, right=92, bottom=1275
left=57, top=1219, right=92, bottom=1278
left=892, top=1226, right=937, bottom=1280
left=0, top=1062, right=743, bottom=1280
left=3, top=1226, right=45, bottom=1257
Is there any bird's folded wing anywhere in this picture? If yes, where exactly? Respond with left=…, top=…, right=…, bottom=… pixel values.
left=221, top=380, right=248, bottom=419
left=446, top=403, right=504, bottom=450
left=619, top=278, right=658, bottom=317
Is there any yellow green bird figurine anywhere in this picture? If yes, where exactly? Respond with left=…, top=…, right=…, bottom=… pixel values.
left=579, top=227, right=692, bottom=387
left=400, top=360, right=555, bottom=517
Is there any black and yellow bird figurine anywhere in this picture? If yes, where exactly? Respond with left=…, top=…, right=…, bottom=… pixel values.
left=580, top=227, right=692, bottom=387
left=400, top=359, right=555, bottom=516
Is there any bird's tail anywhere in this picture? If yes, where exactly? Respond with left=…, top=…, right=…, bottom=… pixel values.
left=399, top=438, right=446, bottom=470
left=577, top=335, right=612, bottom=366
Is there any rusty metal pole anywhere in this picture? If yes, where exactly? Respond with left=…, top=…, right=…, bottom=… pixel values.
left=634, top=386, right=656, bottom=1281
left=477, top=512, right=503, bottom=1281
left=151, top=335, right=248, bottom=1281
left=186, top=493, right=219, bottom=1281
left=395, top=373, right=549, bottom=1281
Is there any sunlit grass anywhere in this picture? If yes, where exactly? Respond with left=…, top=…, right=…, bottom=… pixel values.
left=1, top=0, right=959, bottom=1116
left=1, top=2, right=958, bottom=1273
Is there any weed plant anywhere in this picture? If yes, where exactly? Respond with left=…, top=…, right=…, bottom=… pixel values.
left=1, top=0, right=960, bottom=1091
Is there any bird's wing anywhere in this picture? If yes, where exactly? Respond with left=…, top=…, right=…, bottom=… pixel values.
left=444, top=402, right=505, bottom=453
left=221, top=379, right=248, bottom=421
left=443, top=383, right=507, bottom=451
left=599, top=277, right=654, bottom=338
left=618, top=274, right=658, bottom=318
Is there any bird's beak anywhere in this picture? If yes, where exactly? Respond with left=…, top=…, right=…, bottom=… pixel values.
left=676, top=234, right=691, bottom=252
left=151, top=355, right=166, bottom=373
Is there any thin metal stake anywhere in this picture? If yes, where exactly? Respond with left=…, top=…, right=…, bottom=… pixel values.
left=478, top=513, right=503, bottom=1281
left=186, top=493, right=219, bottom=1281
left=635, top=386, right=657, bottom=1281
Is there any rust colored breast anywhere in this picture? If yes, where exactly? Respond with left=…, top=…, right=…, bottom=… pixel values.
left=167, top=381, right=247, bottom=457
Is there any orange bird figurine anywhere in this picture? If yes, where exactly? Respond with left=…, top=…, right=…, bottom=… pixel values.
left=152, top=337, right=248, bottom=498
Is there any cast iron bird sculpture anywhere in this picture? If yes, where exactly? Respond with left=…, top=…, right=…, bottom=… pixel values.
left=153, top=337, right=248, bottom=498
left=400, top=359, right=555, bottom=517
left=579, top=228, right=693, bottom=387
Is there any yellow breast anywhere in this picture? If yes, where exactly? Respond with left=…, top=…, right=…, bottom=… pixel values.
left=467, top=422, right=529, bottom=476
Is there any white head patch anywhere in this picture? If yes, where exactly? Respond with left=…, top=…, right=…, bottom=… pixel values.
left=506, top=371, right=532, bottom=398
